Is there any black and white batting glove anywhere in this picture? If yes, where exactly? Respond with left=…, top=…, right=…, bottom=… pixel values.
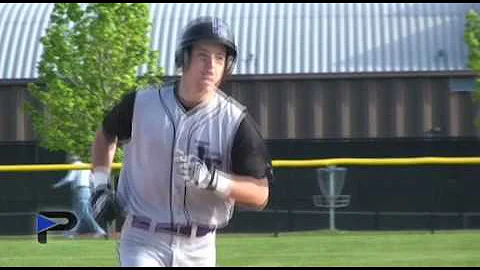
left=90, top=183, right=118, bottom=228
left=175, top=150, right=233, bottom=198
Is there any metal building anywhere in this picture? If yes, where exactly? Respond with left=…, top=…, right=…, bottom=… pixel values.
left=1, top=3, right=479, bottom=140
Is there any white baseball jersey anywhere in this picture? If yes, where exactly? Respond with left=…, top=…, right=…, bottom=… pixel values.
left=102, top=81, right=273, bottom=228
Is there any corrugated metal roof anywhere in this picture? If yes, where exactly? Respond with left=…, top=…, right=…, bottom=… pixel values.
left=1, top=3, right=479, bottom=79
left=0, top=3, right=53, bottom=80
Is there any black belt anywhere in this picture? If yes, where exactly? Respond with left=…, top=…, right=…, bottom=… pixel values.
left=130, top=215, right=216, bottom=237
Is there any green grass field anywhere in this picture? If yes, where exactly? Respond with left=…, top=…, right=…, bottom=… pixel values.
left=0, top=230, right=479, bottom=266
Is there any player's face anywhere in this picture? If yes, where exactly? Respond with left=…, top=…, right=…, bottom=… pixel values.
left=186, top=41, right=227, bottom=92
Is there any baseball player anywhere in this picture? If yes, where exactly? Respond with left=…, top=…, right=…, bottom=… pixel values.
left=89, top=16, right=273, bottom=267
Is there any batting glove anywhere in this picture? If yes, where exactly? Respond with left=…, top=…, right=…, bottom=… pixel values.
left=90, top=183, right=118, bottom=229
left=175, top=150, right=233, bottom=198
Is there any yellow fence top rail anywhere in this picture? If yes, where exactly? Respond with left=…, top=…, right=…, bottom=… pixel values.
left=0, top=157, right=480, bottom=172
left=273, top=157, right=480, bottom=167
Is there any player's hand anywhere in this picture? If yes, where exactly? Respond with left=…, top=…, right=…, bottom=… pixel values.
left=90, top=184, right=118, bottom=228
left=175, top=150, right=216, bottom=190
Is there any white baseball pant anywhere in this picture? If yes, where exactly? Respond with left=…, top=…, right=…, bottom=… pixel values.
left=118, top=215, right=217, bottom=267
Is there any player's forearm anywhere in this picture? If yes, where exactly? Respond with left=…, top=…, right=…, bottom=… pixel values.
left=91, top=128, right=117, bottom=187
left=227, top=175, right=269, bottom=210
left=92, top=128, right=117, bottom=168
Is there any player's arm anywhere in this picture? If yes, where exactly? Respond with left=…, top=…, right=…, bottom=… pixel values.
left=91, top=129, right=118, bottom=187
left=226, top=114, right=273, bottom=210
left=225, top=173, right=270, bottom=210
left=90, top=91, right=136, bottom=187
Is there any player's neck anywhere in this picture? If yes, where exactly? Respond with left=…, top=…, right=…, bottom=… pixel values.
left=177, top=79, right=215, bottom=110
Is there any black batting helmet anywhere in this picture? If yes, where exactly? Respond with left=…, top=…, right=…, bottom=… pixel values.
left=174, top=16, right=237, bottom=76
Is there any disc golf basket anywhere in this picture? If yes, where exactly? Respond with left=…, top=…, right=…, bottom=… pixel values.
left=312, top=166, right=350, bottom=230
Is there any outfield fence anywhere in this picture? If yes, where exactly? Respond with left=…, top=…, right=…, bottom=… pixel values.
left=1, top=156, right=480, bottom=235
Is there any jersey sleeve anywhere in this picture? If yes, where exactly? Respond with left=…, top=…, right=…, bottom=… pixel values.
left=230, top=113, right=274, bottom=183
left=102, top=91, right=136, bottom=142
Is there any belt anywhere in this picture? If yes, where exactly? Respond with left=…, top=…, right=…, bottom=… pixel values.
left=130, top=215, right=216, bottom=237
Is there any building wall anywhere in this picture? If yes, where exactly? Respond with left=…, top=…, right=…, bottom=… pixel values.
left=0, top=84, right=34, bottom=141
left=225, top=75, right=478, bottom=139
left=2, top=3, right=478, bottom=141
left=1, top=75, right=478, bottom=141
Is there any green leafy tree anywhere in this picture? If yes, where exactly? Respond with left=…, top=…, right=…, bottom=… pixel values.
left=465, top=9, right=480, bottom=128
left=26, top=3, right=164, bottom=162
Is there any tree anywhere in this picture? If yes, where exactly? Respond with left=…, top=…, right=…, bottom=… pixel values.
left=26, top=3, right=164, bottom=162
left=465, top=9, right=480, bottom=128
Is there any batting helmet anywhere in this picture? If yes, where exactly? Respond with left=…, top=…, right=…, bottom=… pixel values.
left=175, top=16, right=237, bottom=76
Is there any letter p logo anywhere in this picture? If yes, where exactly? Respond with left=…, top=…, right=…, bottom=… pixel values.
left=36, top=211, right=77, bottom=244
